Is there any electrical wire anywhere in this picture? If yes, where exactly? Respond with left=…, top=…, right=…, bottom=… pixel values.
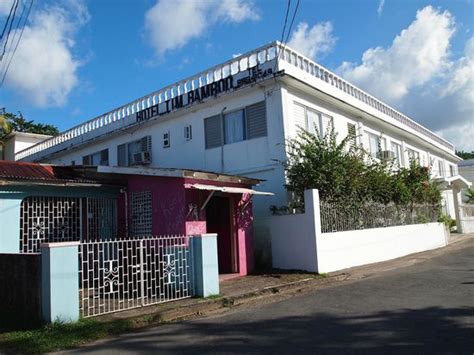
left=279, top=0, right=291, bottom=45
left=0, top=0, right=33, bottom=87
left=0, top=0, right=16, bottom=41
left=0, top=0, right=19, bottom=61
left=283, top=0, right=300, bottom=46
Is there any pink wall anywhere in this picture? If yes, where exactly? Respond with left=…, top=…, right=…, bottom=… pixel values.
left=127, top=175, right=187, bottom=235
left=125, top=175, right=255, bottom=275
left=234, top=193, right=254, bottom=275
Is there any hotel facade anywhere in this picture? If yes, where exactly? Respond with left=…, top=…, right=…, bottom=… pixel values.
left=14, top=41, right=461, bottom=244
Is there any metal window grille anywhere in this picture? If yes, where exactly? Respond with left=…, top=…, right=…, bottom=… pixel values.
left=79, top=235, right=192, bottom=318
left=20, top=196, right=81, bottom=253
left=86, top=197, right=118, bottom=241
left=130, top=191, right=152, bottom=236
left=20, top=196, right=119, bottom=252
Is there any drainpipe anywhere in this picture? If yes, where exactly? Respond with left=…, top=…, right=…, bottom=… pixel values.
left=120, top=188, right=129, bottom=236
left=220, top=107, right=227, bottom=173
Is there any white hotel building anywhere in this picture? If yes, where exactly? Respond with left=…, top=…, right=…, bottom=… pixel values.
left=15, top=41, right=462, bottom=238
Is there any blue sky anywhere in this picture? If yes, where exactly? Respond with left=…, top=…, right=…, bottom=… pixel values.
left=0, top=0, right=473, bottom=149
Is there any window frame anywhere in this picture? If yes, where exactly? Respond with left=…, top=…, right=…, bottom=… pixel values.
left=82, top=149, right=109, bottom=166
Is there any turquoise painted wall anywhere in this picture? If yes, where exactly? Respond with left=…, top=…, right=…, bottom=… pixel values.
left=41, top=243, right=79, bottom=323
left=191, top=234, right=220, bottom=297
left=0, top=185, right=120, bottom=253
left=0, top=197, right=23, bottom=253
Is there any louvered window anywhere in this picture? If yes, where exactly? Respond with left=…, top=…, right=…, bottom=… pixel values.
left=204, top=101, right=267, bottom=149
left=246, top=101, right=267, bottom=139
left=294, top=103, right=306, bottom=132
left=83, top=149, right=109, bottom=166
left=347, top=123, right=357, bottom=148
left=294, top=101, right=333, bottom=138
left=204, top=115, right=222, bottom=149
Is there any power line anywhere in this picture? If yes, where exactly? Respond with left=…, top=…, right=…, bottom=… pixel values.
left=0, top=0, right=19, bottom=61
left=0, top=0, right=16, bottom=41
left=283, top=0, right=300, bottom=46
left=279, top=0, right=291, bottom=45
left=0, top=0, right=33, bottom=87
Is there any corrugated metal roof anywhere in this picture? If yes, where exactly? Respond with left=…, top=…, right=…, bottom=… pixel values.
left=0, top=161, right=97, bottom=184
left=0, top=161, right=57, bottom=181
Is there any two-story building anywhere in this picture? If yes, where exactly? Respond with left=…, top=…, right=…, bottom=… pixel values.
left=14, top=41, right=463, bottom=261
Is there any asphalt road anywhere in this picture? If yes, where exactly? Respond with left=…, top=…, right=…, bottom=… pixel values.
left=71, top=240, right=474, bottom=354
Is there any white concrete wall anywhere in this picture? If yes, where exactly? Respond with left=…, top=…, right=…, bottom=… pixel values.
left=459, top=205, right=474, bottom=233
left=268, top=189, right=449, bottom=273
left=47, top=85, right=289, bottom=217
left=318, top=222, right=448, bottom=273
left=4, top=134, right=50, bottom=161
left=258, top=189, right=320, bottom=272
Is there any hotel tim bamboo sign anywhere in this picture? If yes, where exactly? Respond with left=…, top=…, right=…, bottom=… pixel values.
left=135, top=63, right=275, bottom=123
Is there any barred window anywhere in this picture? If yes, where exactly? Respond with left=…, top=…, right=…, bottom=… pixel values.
left=130, top=191, right=152, bottom=236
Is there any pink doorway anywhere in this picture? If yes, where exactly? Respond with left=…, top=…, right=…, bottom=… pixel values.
left=205, top=195, right=237, bottom=274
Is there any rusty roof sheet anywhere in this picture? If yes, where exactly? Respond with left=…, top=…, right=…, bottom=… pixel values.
left=0, top=161, right=97, bottom=184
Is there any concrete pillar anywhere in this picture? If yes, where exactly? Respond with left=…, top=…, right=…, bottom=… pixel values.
left=401, top=141, right=407, bottom=167
left=305, top=189, right=321, bottom=273
left=191, top=234, right=219, bottom=297
left=41, top=242, right=80, bottom=323
left=452, top=187, right=463, bottom=233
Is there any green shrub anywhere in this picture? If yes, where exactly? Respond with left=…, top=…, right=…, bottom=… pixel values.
left=283, top=127, right=442, bottom=210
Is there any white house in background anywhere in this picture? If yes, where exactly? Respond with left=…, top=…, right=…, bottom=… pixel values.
left=1, top=131, right=51, bottom=161
left=13, top=41, right=463, bottom=258
left=458, top=159, right=474, bottom=183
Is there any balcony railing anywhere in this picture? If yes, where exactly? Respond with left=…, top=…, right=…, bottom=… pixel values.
left=16, top=41, right=454, bottom=161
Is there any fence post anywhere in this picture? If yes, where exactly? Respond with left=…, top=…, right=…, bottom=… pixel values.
left=190, top=234, right=219, bottom=297
left=41, top=242, right=80, bottom=323
left=305, top=189, right=321, bottom=273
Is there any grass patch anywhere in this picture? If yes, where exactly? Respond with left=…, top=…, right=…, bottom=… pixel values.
left=0, top=318, right=136, bottom=354
left=204, top=294, right=221, bottom=300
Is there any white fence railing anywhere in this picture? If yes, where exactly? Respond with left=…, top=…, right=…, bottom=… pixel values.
left=79, top=235, right=192, bottom=318
left=320, top=202, right=439, bottom=233
left=460, top=204, right=474, bottom=218
left=16, top=41, right=454, bottom=162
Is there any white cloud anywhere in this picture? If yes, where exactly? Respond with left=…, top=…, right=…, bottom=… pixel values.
left=0, top=0, right=14, bottom=16
left=377, top=0, right=385, bottom=17
left=3, top=1, right=89, bottom=107
left=337, top=6, right=474, bottom=150
left=339, top=6, right=454, bottom=104
left=287, top=22, right=336, bottom=60
left=145, top=0, right=259, bottom=57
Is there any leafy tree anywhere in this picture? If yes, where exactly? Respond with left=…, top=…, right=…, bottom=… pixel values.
left=0, top=111, right=59, bottom=138
left=465, top=188, right=474, bottom=204
left=456, top=150, right=474, bottom=160
left=284, top=127, right=441, bottom=210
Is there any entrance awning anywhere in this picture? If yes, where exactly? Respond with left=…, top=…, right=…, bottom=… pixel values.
left=184, top=183, right=274, bottom=196
left=434, top=175, right=472, bottom=190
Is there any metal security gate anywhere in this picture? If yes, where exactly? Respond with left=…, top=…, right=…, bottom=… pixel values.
left=19, top=196, right=118, bottom=253
left=79, top=235, right=193, bottom=318
left=86, top=197, right=118, bottom=241
left=20, top=196, right=81, bottom=253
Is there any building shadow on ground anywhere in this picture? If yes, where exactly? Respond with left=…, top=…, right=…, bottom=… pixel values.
left=70, top=306, right=474, bottom=353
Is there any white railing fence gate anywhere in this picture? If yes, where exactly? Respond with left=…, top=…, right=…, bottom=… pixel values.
left=79, top=235, right=192, bottom=318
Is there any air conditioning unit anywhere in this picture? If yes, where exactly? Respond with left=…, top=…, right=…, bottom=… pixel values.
left=377, top=150, right=395, bottom=161
left=132, top=151, right=151, bottom=165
